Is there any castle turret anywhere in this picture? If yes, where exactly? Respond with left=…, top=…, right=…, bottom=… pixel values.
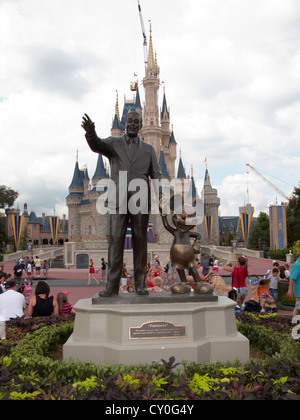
left=188, top=166, right=197, bottom=200
left=135, top=86, right=142, bottom=116
left=92, top=154, right=109, bottom=188
left=200, top=165, right=220, bottom=245
left=66, top=151, right=84, bottom=241
left=159, top=149, right=171, bottom=180
left=177, top=150, right=186, bottom=180
left=168, top=129, right=177, bottom=179
left=161, top=87, right=170, bottom=135
left=160, top=88, right=176, bottom=179
left=82, top=166, right=90, bottom=197
left=111, top=91, right=122, bottom=137
left=140, top=25, right=162, bottom=157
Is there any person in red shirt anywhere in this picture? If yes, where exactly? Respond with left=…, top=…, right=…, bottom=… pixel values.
left=87, top=259, right=99, bottom=286
left=223, top=256, right=249, bottom=308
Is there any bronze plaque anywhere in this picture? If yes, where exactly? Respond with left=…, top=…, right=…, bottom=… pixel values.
left=129, top=321, right=187, bottom=340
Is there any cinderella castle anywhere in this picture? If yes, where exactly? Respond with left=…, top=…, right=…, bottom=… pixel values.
left=65, top=26, right=221, bottom=269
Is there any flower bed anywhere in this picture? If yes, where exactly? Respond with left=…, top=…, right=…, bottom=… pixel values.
left=278, top=281, right=296, bottom=307
left=0, top=313, right=300, bottom=400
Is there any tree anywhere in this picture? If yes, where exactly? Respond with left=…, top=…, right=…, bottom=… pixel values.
left=286, top=185, right=300, bottom=246
left=248, top=212, right=270, bottom=250
left=0, top=185, right=18, bottom=209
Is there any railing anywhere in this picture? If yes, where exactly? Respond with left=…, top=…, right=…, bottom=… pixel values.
left=2, top=246, right=64, bottom=262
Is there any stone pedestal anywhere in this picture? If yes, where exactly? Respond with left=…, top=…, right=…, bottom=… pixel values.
left=286, top=252, right=295, bottom=265
left=63, top=294, right=249, bottom=365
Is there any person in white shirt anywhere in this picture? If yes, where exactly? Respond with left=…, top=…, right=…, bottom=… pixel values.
left=285, top=264, right=291, bottom=279
left=0, top=280, right=26, bottom=321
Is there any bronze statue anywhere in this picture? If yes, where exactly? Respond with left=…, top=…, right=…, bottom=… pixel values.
left=82, top=112, right=162, bottom=296
left=161, top=204, right=212, bottom=294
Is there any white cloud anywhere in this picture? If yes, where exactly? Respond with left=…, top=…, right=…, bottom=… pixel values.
left=0, top=0, right=300, bottom=219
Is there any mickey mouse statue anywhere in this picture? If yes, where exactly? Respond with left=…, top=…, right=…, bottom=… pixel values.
left=160, top=197, right=213, bottom=295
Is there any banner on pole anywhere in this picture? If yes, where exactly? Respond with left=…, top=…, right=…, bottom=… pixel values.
left=204, top=216, right=213, bottom=244
left=240, top=213, right=252, bottom=247
left=11, top=215, right=24, bottom=250
left=269, top=205, right=287, bottom=250
left=49, top=216, right=60, bottom=245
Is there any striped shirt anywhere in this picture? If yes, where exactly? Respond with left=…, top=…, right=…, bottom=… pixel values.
left=62, top=302, right=73, bottom=315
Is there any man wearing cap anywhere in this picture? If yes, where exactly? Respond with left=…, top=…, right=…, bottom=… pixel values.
left=0, top=280, right=26, bottom=321
left=288, top=249, right=300, bottom=316
left=13, top=260, right=23, bottom=285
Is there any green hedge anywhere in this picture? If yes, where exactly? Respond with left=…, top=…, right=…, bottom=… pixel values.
left=1, top=315, right=300, bottom=399
left=9, top=323, right=167, bottom=384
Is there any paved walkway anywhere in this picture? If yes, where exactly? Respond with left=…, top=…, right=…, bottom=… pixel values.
left=1, top=257, right=294, bottom=316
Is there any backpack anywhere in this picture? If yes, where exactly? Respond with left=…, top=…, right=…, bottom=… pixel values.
left=244, top=299, right=261, bottom=313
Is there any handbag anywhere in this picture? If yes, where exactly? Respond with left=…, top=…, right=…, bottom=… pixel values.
left=228, top=268, right=240, bottom=302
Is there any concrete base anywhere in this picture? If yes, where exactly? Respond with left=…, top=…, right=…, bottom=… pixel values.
left=63, top=296, right=249, bottom=366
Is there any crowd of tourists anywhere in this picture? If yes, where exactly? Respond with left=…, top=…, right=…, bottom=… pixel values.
left=0, top=277, right=75, bottom=321
left=0, top=249, right=299, bottom=322
left=0, top=258, right=75, bottom=321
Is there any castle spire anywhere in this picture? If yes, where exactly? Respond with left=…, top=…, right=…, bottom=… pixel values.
left=177, top=152, right=186, bottom=179
left=159, top=150, right=170, bottom=179
left=161, top=87, right=170, bottom=120
left=147, top=24, right=155, bottom=69
left=93, top=154, right=109, bottom=180
left=115, top=90, right=120, bottom=121
left=111, top=90, right=122, bottom=133
left=69, top=154, right=84, bottom=189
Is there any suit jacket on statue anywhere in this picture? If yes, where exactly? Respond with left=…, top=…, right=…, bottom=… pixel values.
left=86, top=132, right=162, bottom=212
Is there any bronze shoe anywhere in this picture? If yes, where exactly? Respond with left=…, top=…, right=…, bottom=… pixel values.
left=194, top=282, right=213, bottom=294
left=99, top=289, right=119, bottom=297
left=171, top=282, right=191, bottom=294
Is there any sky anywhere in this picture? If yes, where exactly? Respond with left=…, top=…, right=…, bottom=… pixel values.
left=0, top=0, right=300, bottom=219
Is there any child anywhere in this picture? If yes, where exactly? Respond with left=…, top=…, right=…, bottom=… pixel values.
left=186, top=275, right=195, bottom=291
left=269, top=268, right=280, bottom=302
left=26, top=260, right=32, bottom=279
left=212, top=275, right=228, bottom=297
left=284, top=264, right=291, bottom=280
left=57, top=292, right=75, bottom=315
left=258, top=280, right=275, bottom=313
left=43, top=260, right=49, bottom=277
left=148, top=276, right=163, bottom=293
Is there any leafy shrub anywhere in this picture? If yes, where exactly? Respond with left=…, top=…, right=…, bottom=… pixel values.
left=1, top=314, right=300, bottom=399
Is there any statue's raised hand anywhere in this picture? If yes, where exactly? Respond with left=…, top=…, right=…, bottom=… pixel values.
left=82, top=113, right=95, bottom=134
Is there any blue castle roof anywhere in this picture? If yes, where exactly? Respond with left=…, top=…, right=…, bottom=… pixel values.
left=93, top=154, right=108, bottom=179
left=177, top=158, right=186, bottom=179
left=69, top=161, right=84, bottom=188
left=159, top=150, right=170, bottom=179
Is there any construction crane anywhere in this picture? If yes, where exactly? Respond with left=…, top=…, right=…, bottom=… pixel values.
left=137, top=0, right=148, bottom=65
left=246, top=163, right=292, bottom=202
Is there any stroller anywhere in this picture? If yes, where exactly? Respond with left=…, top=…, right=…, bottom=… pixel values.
left=246, top=275, right=277, bottom=313
left=18, top=281, right=33, bottom=305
